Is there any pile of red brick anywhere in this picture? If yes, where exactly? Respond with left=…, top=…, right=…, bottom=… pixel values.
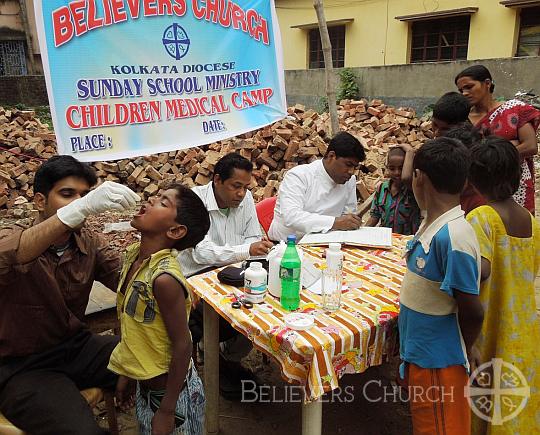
left=0, top=100, right=433, bottom=220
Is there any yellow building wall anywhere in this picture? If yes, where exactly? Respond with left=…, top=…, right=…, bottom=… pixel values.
left=467, top=1, right=518, bottom=59
left=276, top=0, right=520, bottom=69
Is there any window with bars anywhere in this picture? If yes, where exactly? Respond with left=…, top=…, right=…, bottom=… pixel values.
left=410, top=16, right=470, bottom=63
left=0, top=41, right=28, bottom=76
left=517, top=7, right=540, bottom=57
left=308, top=25, right=345, bottom=69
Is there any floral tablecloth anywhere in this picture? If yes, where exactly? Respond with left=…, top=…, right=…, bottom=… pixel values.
left=187, top=236, right=409, bottom=401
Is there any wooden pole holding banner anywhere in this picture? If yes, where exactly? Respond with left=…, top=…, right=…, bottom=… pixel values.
left=313, top=0, right=339, bottom=136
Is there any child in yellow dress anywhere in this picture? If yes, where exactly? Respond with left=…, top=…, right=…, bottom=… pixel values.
left=466, top=136, right=540, bottom=434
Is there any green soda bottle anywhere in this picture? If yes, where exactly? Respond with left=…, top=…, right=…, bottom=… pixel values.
left=280, top=235, right=301, bottom=311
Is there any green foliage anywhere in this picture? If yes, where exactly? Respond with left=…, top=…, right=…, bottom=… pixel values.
left=34, top=106, right=53, bottom=129
left=422, top=103, right=435, bottom=119
left=337, top=68, right=360, bottom=102
left=317, top=96, right=329, bottom=114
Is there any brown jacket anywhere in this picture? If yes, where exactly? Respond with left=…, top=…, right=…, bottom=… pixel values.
left=0, top=224, right=120, bottom=358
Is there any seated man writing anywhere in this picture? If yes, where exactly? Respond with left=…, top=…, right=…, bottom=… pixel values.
left=178, top=152, right=272, bottom=400
left=0, top=155, right=139, bottom=435
left=179, top=152, right=273, bottom=277
left=269, top=131, right=366, bottom=242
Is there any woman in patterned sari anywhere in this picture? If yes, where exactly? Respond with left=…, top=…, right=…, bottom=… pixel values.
left=455, top=65, right=540, bottom=214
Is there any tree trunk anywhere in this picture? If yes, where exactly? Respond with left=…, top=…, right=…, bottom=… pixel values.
left=313, top=0, right=339, bottom=136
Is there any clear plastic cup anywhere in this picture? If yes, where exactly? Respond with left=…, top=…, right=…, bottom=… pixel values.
left=321, top=268, right=342, bottom=311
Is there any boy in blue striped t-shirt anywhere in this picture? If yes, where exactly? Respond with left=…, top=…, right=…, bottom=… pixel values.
left=399, top=137, right=484, bottom=435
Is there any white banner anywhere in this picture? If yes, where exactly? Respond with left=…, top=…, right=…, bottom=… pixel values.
left=34, top=0, right=287, bottom=161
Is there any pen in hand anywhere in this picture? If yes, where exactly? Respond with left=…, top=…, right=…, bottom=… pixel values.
left=333, top=210, right=362, bottom=231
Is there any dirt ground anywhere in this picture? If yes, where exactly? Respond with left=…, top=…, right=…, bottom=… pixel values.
left=100, top=356, right=412, bottom=435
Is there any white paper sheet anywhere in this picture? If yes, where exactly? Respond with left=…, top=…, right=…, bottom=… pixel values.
left=298, top=227, right=392, bottom=249
left=301, top=259, right=322, bottom=288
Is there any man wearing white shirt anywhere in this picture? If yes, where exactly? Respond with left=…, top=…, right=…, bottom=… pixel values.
left=178, top=153, right=272, bottom=400
left=178, top=153, right=273, bottom=277
left=269, top=131, right=366, bottom=242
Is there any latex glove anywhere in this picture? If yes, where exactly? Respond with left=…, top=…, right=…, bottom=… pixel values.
left=57, top=181, right=140, bottom=228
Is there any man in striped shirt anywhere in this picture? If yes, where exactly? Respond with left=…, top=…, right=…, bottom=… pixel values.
left=178, top=153, right=273, bottom=277
left=177, top=153, right=273, bottom=400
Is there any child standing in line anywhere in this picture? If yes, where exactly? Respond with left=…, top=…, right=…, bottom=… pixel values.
left=399, top=137, right=484, bottom=435
left=366, top=144, right=421, bottom=235
left=431, top=91, right=471, bottom=137
left=466, top=136, right=540, bottom=434
left=444, top=124, right=487, bottom=215
left=108, top=184, right=211, bottom=435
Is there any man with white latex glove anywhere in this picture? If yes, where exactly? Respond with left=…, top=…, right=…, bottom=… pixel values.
left=57, top=180, right=140, bottom=228
left=0, top=156, right=138, bottom=435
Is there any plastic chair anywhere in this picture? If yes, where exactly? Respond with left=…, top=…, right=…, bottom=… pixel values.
left=255, top=197, right=277, bottom=235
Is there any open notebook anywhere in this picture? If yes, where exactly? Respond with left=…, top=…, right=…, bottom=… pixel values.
left=298, top=227, right=393, bottom=249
